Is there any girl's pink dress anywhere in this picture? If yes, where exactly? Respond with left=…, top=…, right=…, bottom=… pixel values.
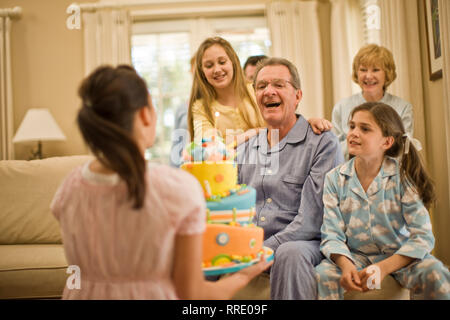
left=51, top=161, right=206, bottom=299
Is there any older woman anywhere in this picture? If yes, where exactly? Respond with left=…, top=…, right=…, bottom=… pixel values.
left=332, top=44, right=414, bottom=159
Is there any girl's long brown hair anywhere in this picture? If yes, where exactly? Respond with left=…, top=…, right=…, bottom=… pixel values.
left=77, top=65, right=149, bottom=209
left=187, top=37, right=265, bottom=141
left=351, top=102, right=436, bottom=209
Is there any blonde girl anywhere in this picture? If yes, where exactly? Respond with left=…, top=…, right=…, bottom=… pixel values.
left=188, top=36, right=266, bottom=145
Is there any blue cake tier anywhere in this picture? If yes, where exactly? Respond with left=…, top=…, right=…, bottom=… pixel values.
left=206, top=185, right=256, bottom=211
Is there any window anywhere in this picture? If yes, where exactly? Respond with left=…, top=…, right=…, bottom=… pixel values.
left=132, top=32, right=192, bottom=162
left=131, top=15, right=271, bottom=163
left=211, top=16, right=271, bottom=68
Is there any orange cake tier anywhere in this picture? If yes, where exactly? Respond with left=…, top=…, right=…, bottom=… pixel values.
left=202, top=223, right=264, bottom=267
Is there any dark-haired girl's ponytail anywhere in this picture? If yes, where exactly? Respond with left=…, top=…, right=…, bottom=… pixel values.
left=77, top=65, right=149, bottom=210
left=77, top=105, right=146, bottom=209
left=400, top=135, right=436, bottom=210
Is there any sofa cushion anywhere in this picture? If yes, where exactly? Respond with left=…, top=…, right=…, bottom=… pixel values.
left=0, top=155, right=92, bottom=244
left=231, top=273, right=410, bottom=300
left=232, top=273, right=271, bottom=300
left=0, top=244, right=68, bottom=299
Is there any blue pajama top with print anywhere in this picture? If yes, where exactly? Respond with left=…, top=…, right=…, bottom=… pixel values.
left=320, top=156, right=435, bottom=265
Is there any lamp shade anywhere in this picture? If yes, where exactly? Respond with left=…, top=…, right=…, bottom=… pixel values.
left=13, top=108, right=66, bottom=143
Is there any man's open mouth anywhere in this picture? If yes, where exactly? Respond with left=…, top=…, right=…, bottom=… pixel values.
left=265, top=102, right=281, bottom=108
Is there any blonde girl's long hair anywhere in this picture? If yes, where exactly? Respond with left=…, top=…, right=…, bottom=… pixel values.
left=187, top=37, right=265, bottom=141
left=350, top=102, right=436, bottom=209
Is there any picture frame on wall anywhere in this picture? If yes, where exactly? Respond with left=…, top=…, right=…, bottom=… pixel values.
left=424, top=0, right=443, bottom=81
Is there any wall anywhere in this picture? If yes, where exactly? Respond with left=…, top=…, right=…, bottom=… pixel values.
left=6, top=0, right=270, bottom=160
left=4, top=0, right=96, bottom=160
left=418, top=0, right=450, bottom=266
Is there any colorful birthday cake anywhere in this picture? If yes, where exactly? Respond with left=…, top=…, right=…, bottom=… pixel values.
left=181, top=138, right=264, bottom=268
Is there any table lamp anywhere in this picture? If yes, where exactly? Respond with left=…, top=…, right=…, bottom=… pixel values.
left=13, top=108, right=67, bottom=159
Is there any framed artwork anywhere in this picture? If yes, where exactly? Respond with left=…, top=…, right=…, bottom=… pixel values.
left=424, top=0, right=442, bottom=80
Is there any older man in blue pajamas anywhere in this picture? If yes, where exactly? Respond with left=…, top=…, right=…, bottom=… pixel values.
left=237, top=57, right=344, bottom=299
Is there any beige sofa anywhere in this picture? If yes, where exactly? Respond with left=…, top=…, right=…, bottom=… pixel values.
left=0, top=155, right=92, bottom=299
left=232, top=273, right=410, bottom=300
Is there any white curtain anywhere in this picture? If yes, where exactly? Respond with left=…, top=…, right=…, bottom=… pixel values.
left=82, top=9, right=131, bottom=76
left=330, top=0, right=363, bottom=104
left=0, top=15, right=14, bottom=160
left=266, top=0, right=363, bottom=118
left=439, top=0, right=450, bottom=202
left=189, top=18, right=214, bottom=56
left=266, top=0, right=325, bottom=119
left=361, top=0, right=382, bottom=45
left=379, top=0, right=426, bottom=149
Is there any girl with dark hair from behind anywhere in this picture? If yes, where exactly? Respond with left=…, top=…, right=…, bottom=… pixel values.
left=50, top=65, right=271, bottom=300
left=315, top=102, right=450, bottom=300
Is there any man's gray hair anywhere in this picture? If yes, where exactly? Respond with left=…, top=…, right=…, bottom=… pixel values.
left=252, top=57, right=301, bottom=90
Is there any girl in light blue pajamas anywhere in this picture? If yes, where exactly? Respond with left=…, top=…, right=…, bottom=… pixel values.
left=315, top=102, right=450, bottom=300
